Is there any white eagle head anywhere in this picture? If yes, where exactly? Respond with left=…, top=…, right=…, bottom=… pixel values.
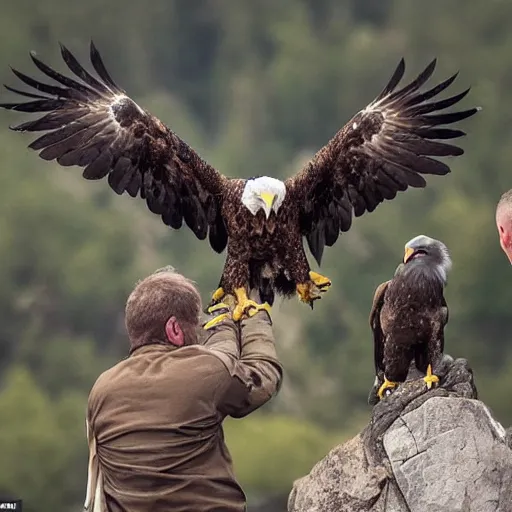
left=403, top=234, right=452, bottom=283
left=241, top=176, right=286, bottom=219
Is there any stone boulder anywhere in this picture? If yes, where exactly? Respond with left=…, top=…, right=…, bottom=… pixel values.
left=288, top=356, right=512, bottom=512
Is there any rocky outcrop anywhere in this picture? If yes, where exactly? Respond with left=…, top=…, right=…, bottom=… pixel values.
left=288, top=356, right=512, bottom=512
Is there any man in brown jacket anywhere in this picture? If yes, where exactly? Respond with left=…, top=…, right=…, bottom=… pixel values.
left=83, top=267, right=283, bottom=512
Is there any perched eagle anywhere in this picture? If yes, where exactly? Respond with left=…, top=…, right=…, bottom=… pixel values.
left=0, top=42, right=478, bottom=321
left=369, top=235, right=451, bottom=400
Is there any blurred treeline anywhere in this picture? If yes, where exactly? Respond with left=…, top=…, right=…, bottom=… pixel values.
left=0, top=0, right=510, bottom=510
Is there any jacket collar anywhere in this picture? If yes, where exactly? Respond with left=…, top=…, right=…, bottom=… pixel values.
left=128, top=341, right=179, bottom=357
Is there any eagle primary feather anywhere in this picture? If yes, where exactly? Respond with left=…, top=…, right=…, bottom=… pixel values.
left=0, top=42, right=479, bottom=319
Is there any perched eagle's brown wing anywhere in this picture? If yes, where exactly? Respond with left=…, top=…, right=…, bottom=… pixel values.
left=440, top=294, right=449, bottom=353
left=369, top=280, right=390, bottom=375
left=285, top=59, right=479, bottom=265
left=0, top=42, right=229, bottom=253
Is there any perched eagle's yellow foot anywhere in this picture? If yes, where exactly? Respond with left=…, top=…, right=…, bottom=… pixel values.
left=203, top=312, right=230, bottom=330
left=211, top=287, right=225, bottom=303
left=232, top=288, right=271, bottom=321
left=378, top=377, right=398, bottom=400
left=309, top=271, right=332, bottom=293
left=423, top=364, right=440, bottom=390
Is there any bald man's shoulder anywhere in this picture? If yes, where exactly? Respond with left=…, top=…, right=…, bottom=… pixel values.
left=88, top=344, right=237, bottom=411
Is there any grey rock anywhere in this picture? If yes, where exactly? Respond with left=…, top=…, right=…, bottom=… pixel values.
left=384, top=397, right=511, bottom=512
left=288, top=357, right=512, bottom=512
left=287, top=434, right=388, bottom=512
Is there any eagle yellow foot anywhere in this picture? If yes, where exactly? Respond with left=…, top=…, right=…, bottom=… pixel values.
left=296, top=272, right=332, bottom=308
left=378, top=377, right=398, bottom=400
left=247, top=302, right=272, bottom=318
left=211, top=287, right=225, bottom=303
left=232, top=287, right=272, bottom=321
left=423, top=364, right=440, bottom=390
left=207, top=302, right=228, bottom=314
left=203, top=312, right=230, bottom=330
left=309, top=271, right=332, bottom=292
left=296, top=281, right=323, bottom=308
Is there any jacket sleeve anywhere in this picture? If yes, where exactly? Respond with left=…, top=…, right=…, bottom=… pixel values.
left=200, top=308, right=241, bottom=369
left=216, top=292, right=283, bottom=418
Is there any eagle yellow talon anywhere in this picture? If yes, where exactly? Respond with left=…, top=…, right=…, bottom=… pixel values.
left=296, top=282, right=322, bottom=306
left=232, top=288, right=270, bottom=321
left=247, top=302, right=272, bottom=317
left=423, top=364, right=439, bottom=390
left=203, top=313, right=230, bottom=330
left=207, top=302, right=229, bottom=314
left=309, top=271, right=332, bottom=291
left=211, top=287, right=225, bottom=302
left=378, top=377, right=398, bottom=400
left=296, top=272, right=332, bottom=308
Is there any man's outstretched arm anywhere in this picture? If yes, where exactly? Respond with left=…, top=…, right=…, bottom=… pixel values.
left=216, top=290, right=283, bottom=418
left=200, top=302, right=241, bottom=366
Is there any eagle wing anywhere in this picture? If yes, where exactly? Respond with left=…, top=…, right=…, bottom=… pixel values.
left=286, top=59, right=479, bottom=265
left=369, top=280, right=390, bottom=376
left=0, top=42, right=229, bottom=253
left=440, top=294, right=449, bottom=353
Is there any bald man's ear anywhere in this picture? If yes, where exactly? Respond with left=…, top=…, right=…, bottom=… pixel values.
left=165, top=316, right=184, bottom=347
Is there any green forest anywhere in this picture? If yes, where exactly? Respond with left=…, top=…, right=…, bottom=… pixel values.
left=0, top=1, right=510, bottom=510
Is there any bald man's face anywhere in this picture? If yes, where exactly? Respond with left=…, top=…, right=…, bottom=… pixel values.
left=496, top=206, right=512, bottom=264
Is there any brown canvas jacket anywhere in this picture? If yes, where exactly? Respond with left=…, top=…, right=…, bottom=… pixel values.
left=83, top=309, right=282, bottom=512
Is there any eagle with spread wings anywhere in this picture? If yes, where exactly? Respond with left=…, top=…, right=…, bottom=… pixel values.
left=0, top=42, right=479, bottom=322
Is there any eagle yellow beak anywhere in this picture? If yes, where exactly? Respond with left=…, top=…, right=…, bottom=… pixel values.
left=404, top=246, right=415, bottom=263
left=260, top=191, right=276, bottom=210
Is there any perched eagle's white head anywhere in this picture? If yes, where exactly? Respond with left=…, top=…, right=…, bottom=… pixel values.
left=241, top=176, right=286, bottom=219
left=403, top=234, right=452, bottom=283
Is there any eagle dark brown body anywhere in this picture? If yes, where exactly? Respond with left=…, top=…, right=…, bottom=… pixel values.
left=0, top=42, right=478, bottom=320
left=375, top=269, right=447, bottom=381
left=370, top=235, right=451, bottom=398
left=220, top=181, right=307, bottom=305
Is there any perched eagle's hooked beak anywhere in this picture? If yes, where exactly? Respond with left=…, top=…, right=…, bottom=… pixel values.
left=260, top=192, right=276, bottom=219
left=404, top=246, right=415, bottom=263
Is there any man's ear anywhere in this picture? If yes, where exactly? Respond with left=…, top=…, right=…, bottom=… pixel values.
left=165, top=316, right=184, bottom=347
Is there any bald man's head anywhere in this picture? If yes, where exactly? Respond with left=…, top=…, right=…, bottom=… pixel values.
left=125, top=267, right=202, bottom=350
left=496, top=190, right=512, bottom=264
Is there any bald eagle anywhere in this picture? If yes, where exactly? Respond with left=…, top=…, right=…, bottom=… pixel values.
left=369, top=235, right=451, bottom=400
left=0, top=42, right=478, bottom=321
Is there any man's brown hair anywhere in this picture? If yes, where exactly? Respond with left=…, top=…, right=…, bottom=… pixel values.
left=125, top=266, right=202, bottom=350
